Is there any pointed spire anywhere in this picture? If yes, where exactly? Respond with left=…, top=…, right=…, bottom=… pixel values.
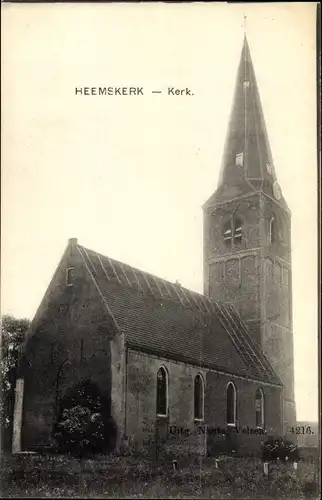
left=220, top=35, right=277, bottom=188
left=204, top=36, right=288, bottom=209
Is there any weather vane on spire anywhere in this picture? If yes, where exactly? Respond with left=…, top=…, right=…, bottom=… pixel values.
left=243, top=14, right=247, bottom=36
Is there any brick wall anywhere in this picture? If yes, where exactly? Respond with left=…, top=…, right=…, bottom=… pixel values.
left=204, top=195, right=263, bottom=346
left=260, top=196, right=291, bottom=262
left=125, top=349, right=207, bottom=453
left=21, top=241, right=124, bottom=451
left=259, top=196, right=295, bottom=428
left=204, top=192, right=295, bottom=431
left=125, top=349, right=282, bottom=455
left=204, top=194, right=261, bottom=262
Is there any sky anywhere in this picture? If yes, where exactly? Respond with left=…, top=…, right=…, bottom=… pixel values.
left=1, top=2, right=318, bottom=421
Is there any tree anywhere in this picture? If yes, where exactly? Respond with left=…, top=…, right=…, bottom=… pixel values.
left=0, top=314, right=30, bottom=451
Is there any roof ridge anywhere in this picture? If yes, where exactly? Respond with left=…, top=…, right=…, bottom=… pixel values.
left=79, top=244, right=209, bottom=302
left=78, top=245, right=233, bottom=310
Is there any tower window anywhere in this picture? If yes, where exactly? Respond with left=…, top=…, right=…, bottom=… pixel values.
left=226, top=382, right=237, bottom=426
left=236, top=152, right=244, bottom=166
left=255, top=388, right=264, bottom=428
left=156, top=366, right=168, bottom=417
left=223, top=220, right=232, bottom=245
left=269, top=217, right=276, bottom=244
left=194, top=374, right=204, bottom=421
left=223, top=216, right=243, bottom=247
left=233, top=217, right=243, bottom=244
left=266, top=161, right=272, bottom=175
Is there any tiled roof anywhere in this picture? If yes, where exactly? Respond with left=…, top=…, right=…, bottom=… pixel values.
left=78, top=244, right=281, bottom=385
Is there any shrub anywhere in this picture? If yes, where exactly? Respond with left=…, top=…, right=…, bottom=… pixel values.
left=261, top=436, right=300, bottom=462
left=53, top=380, right=117, bottom=456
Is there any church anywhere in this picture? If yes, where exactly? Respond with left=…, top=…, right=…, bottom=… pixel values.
left=13, top=36, right=296, bottom=455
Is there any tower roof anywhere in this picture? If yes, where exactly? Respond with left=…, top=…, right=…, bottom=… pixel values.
left=204, top=36, right=288, bottom=210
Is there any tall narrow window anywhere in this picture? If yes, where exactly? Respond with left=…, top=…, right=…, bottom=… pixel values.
left=156, top=366, right=168, bottom=417
left=269, top=217, right=276, bottom=244
left=66, top=267, right=74, bottom=286
left=266, top=161, right=272, bottom=175
left=255, top=388, right=264, bottom=428
left=194, top=374, right=204, bottom=421
left=223, top=220, right=232, bottom=246
left=226, top=382, right=237, bottom=425
left=236, top=152, right=244, bottom=166
left=233, top=217, right=243, bottom=244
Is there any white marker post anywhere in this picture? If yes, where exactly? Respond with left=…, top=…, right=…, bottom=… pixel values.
left=12, top=378, right=24, bottom=453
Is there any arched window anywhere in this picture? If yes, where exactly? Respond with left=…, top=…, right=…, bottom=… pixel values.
left=255, top=388, right=264, bottom=428
left=194, top=375, right=204, bottom=421
left=156, top=366, right=168, bottom=416
left=269, top=217, right=276, bottom=244
left=226, top=382, right=237, bottom=425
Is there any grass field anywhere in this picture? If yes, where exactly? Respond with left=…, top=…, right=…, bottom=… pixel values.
left=0, top=450, right=319, bottom=499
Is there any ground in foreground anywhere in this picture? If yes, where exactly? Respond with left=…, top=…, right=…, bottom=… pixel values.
left=0, top=451, right=319, bottom=499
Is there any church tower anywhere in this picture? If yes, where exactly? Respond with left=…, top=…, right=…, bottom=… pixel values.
left=203, top=36, right=296, bottom=431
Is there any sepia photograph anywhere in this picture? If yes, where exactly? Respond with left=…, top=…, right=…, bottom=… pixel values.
left=1, top=2, right=320, bottom=498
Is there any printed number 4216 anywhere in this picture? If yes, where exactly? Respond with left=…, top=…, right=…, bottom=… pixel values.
left=290, top=426, right=313, bottom=435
